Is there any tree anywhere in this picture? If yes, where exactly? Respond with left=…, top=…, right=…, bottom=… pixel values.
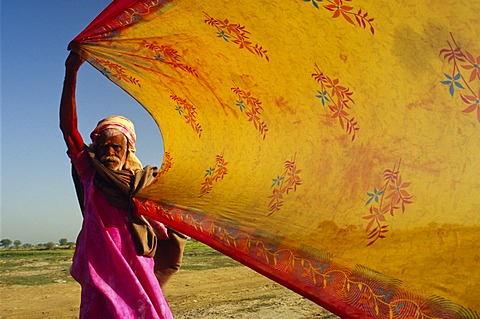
left=0, top=239, right=12, bottom=248
left=22, top=243, right=33, bottom=249
left=59, top=238, right=68, bottom=246
left=13, top=240, right=22, bottom=249
left=45, top=242, right=56, bottom=250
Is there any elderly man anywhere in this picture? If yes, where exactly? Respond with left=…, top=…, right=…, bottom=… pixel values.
left=60, top=51, right=181, bottom=319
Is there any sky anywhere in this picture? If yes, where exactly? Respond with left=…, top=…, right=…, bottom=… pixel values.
left=1, top=1, right=165, bottom=245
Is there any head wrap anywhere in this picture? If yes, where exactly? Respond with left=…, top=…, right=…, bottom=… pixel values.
left=90, top=115, right=143, bottom=171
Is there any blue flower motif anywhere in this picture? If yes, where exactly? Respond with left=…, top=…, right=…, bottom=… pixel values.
left=318, top=262, right=329, bottom=273
left=204, top=167, right=215, bottom=177
left=441, top=73, right=464, bottom=96
left=394, top=303, right=405, bottom=317
left=100, top=67, right=111, bottom=78
left=175, top=105, right=183, bottom=115
left=131, top=13, right=141, bottom=23
left=217, top=30, right=230, bottom=42
left=154, top=54, right=165, bottom=62
left=304, top=0, right=323, bottom=9
left=271, top=176, right=284, bottom=188
left=316, top=90, right=330, bottom=106
left=378, top=288, right=394, bottom=302
left=366, top=188, right=384, bottom=206
left=236, top=100, right=246, bottom=112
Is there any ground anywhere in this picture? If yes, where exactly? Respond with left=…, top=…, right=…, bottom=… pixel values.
left=0, top=246, right=337, bottom=319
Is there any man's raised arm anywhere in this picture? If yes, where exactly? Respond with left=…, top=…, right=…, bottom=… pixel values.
left=60, top=51, right=85, bottom=154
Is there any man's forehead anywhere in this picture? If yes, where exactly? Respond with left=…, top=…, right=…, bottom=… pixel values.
left=97, top=131, right=127, bottom=144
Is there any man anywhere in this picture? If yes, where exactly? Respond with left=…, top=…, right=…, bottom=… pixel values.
left=60, top=51, right=181, bottom=318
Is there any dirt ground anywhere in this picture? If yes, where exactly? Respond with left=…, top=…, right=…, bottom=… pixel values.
left=0, top=266, right=337, bottom=319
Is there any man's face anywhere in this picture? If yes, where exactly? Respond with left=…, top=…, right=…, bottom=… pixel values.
left=95, top=132, right=128, bottom=171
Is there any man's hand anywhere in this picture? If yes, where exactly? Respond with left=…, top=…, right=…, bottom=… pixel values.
left=60, top=51, right=85, bottom=154
left=66, top=51, right=85, bottom=73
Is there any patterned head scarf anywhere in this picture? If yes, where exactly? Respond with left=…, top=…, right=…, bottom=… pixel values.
left=90, top=115, right=143, bottom=171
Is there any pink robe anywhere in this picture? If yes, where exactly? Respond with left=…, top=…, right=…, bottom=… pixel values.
left=69, top=150, right=173, bottom=319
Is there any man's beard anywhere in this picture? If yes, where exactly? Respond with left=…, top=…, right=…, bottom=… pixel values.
left=100, top=155, right=123, bottom=170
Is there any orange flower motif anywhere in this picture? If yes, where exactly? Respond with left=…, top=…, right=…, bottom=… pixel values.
left=231, top=87, right=268, bottom=139
left=312, top=65, right=359, bottom=140
left=330, top=105, right=349, bottom=120
left=363, top=160, right=413, bottom=246
left=460, top=88, right=480, bottom=123
left=205, top=13, right=269, bottom=61
left=461, top=51, right=480, bottom=82
left=305, top=0, right=375, bottom=34
left=386, top=176, right=413, bottom=216
left=325, top=77, right=347, bottom=99
left=324, top=0, right=355, bottom=24
left=199, top=155, right=228, bottom=196
left=440, top=34, right=480, bottom=124
left=363, top=206, right=388, bottom=231
left=268, top=157, right=302, bottom=215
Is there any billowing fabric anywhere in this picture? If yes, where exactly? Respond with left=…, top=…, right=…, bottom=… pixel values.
left=71, top=0, right=480, bottom=317
left=69, top=149, right=173, bottom=319
left=90, top=115, right=143, bottom=171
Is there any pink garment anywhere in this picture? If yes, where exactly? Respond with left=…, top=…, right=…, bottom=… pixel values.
left=69, top=150, right=173, bottom=319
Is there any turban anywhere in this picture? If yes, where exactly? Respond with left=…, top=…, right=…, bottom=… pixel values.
left=90, top=115, right=143, bottom=171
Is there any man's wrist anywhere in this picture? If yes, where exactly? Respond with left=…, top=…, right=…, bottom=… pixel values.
left=65, top=67, right=79, bottom=77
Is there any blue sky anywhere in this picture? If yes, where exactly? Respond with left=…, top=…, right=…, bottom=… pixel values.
left=1, top=1, right=164, bottom=244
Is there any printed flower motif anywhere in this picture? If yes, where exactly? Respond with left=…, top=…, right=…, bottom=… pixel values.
left=312, top=64, right=359, bottom=140
left=154, top=54, right=165, bottom=62
left=200, top=155, right=229, bottom=196
left=307, top=0, right=375, bottom=34
left=316, top=90, right=330, bottom=106
left=440, top=34, right=479, bottom=124
left=440, top=45, right=465, bottom=63
left=271, top=175, right=284, bottom=188
left=284, top=160, right=302, bottom=194
left=236, top=100, right=246, bottom=112
left=216, top=30, right=230, bottom=41
left=143, top=40, right=198, bottom=76
left=330, top=105, right=349, bottom=122
left=231, top=87, right=268, bottom=139
left=175, top=105, right=183, bottom=115
left=461, top=51, right=480, bottom=82
left=365, top=188, right=384, bottom=206
left=441, top=73, right=464, bottom=96
left=268, top=157, right=302, bottom=215
left=325, top=77, right=342, bottom=96
left=324, top=0, right=354, bottom=23
left=358, top=292, right=379, bottom=314
left=204, top=167, right=215, bottom=177
left=394, top=304, right=406, bottom=317
left=99, top=67, right=111, bottom=77
left=460, top=88, right=480, bottom=123
left=171, top=94, right=202, bottom=137
left=362, top=160, right=413, bottom=246
left=304, top=0, right=323, bottom=9
left=378, top=288, right=394, bottom=302
left=362, top=205, right=388, bottom=232
left=386, top=176, right=413, bottom=214
left=156, top=152, right=173, bottom=178
left=205, top=13, right=269, bottom=61
left=91, top=58, right=141, bottom=88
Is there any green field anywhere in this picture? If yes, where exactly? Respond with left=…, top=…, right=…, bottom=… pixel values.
left=0, top=241, right=240, bottom=286
left=0, top=241, right=336, bottom=318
